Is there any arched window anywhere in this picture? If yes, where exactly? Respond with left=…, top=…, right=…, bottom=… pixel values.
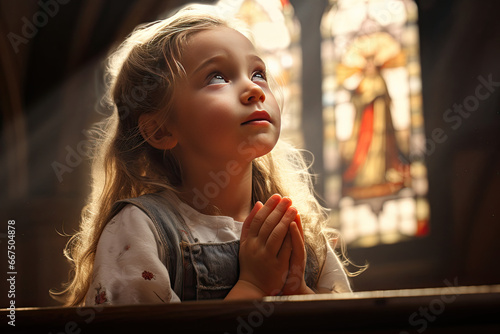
left=321, top=0, right=429, bottom=247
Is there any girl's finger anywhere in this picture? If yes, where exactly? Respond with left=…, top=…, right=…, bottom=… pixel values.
left=241, top=201, right=263, bottom=241
left=247, top=194, right=281, bottom=238
left=289, top=221, right=305, bottom=267
left=277, top=231, right=293, bottom=264
left=266, top=206, right=297, bottom=255
left=293, top=213, right=304, bottom=242
left=258, top=197, right=292, bottom=242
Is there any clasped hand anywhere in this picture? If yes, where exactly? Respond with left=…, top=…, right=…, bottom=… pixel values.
left=236, top=194, right=311, bottom=297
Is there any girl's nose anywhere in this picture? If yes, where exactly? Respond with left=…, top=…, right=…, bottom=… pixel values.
left=241, top=81, right=266, bottom=104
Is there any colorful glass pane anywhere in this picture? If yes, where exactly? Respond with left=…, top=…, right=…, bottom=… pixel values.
left=321, top=0, right=429, bottom=247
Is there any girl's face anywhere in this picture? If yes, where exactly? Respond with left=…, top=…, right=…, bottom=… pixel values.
left=169, top=26, right=281, bottom=168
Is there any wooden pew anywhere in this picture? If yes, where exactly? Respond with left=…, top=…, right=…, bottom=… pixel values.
left=1, top=285, right=499, bottom=333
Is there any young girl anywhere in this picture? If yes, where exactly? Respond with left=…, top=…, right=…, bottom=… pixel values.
left=53, top=4, right=352, bottom=306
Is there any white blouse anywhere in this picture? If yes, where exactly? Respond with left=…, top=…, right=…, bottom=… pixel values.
left=84, top=198, right=352, bottom=306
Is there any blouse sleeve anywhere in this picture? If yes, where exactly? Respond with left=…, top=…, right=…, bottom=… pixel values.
left=316, top=241, right=352, bottom=293
left=84, top=205, right=180, bottom=306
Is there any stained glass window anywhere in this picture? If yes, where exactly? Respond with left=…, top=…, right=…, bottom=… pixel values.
left=216, top=0, right=303, bottom=147
left=321, top=0, right=429, bottom=247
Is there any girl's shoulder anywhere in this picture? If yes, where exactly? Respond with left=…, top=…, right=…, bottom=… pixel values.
left=108, top=190, right=187, bottom=232
left=110, top=190, right=243, bottom=244
left=104, top=204, right=159, bottom=241
left=88, top=203, right=179, bottom=305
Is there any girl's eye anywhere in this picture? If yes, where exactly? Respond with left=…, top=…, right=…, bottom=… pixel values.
left=208, top=74, right=227, bottom=85
left=252, top=71, right=267, bottom=82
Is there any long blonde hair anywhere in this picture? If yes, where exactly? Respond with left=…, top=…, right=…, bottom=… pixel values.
left=52, top=4, right=340, bottom=306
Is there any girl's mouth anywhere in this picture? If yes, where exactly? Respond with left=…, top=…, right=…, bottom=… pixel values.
left=241, top=110, right=271, bottom=125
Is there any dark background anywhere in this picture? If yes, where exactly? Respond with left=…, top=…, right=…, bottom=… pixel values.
left=1, top=0, right=499, bottom=307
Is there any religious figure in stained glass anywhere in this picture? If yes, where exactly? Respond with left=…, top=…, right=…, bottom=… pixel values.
left=322, top=0, right=429, bottom=247
left=339, top=31, right=410, bottom=199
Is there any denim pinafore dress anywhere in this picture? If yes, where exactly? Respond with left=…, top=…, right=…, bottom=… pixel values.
left=111, top=192, right=318, bottom=301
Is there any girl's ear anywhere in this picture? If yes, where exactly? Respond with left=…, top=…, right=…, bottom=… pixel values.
left=138, top=113, right=178, bottom=150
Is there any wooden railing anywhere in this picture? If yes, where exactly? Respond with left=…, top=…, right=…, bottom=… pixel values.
left=1, top=285, right=499, bottom=333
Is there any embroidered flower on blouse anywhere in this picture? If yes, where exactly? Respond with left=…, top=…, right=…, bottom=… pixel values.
left=94, top=284, right=108, bottom=305
left=142, top=270, right=155, bottom=280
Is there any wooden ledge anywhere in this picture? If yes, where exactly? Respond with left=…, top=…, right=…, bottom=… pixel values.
left=1, top=285, right=499, bottom=333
